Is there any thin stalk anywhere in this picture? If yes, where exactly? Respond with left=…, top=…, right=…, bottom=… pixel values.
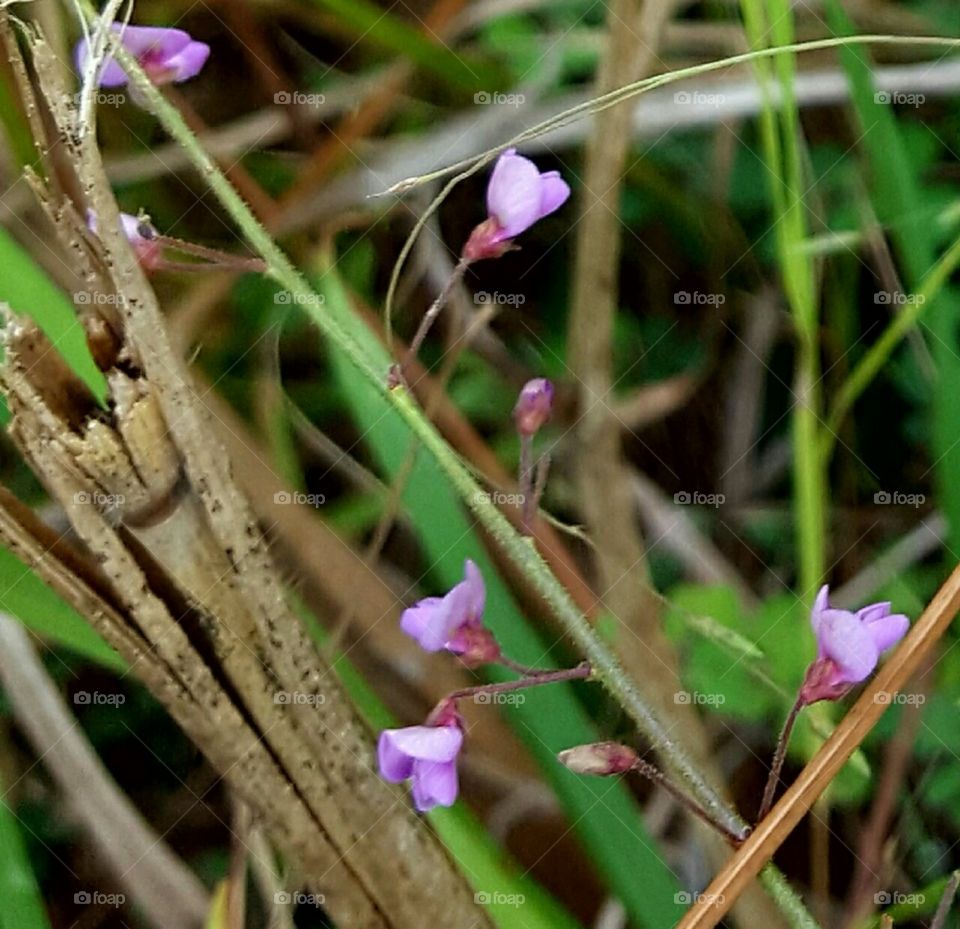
left=447, top=661, right=592, bottom=702
left=389, top=257, right=469, bottom=386
left=496, top=654, right=557, bottom=677
left=518, top=434, right=534, bottom=535
left=758, top=694, right=804, bottom=822
left=631, top=756, right=750, bottom=846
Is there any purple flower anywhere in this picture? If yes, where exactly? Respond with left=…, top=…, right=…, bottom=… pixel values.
left=400, top=560, right=498, bottom=665
left=514, top=378, right=554, bottom=437
left=800, top=585, right=909, bottom=704
left=76, top=24, right=210, bottom=88
left=463, top=149, right=570, bottom=262
left=87, top=210, right=162, bottom=270
left=378, top=722, right=463, bottom=812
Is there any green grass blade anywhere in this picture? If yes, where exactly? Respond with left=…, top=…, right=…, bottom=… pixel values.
left=305, top=0, right=501, bottom=92
left=0, top=547, right=125, bottom=671
left=0, top=773, right=51, bottom=929
left=826, top=0, right=960, bottom=554
left=739, top=0, right=824, bottom=598
left=0, top=228, right=107, bottom=405
left=315, top=268, right=683, bottom=929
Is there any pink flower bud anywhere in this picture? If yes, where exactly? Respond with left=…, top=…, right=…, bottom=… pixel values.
left=513, top=379, right=554, bottom=436
left=557, top=741, right=639, bottom=776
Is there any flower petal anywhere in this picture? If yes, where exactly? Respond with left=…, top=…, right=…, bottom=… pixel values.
left=538, top=171, right=570, bottom=218
left=810, top=584, right=831, bottom=635
left=381, top=724, right=463, bottom=763
left=377, top=730, right=414, bottom=782
left=162, top=41, right=211, bottom=82
left=486, top=150, right=546, bottom=240
left=113, top=24, right=192, bottom=61
left=399, top=597, right=445, bottom=649
left=855, top=602, right=891, bottom=624
left=864, top=612, right=909, bottom=654
left=818, top=610, right=878, bottom=683
left=462, top=559, right=486, bottom=623
left=411, top=759, right=459, bottom=811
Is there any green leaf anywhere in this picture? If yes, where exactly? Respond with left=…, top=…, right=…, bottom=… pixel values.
left=0, top=228, right=107, bottom=406
left=0, top=547, right=124, bottom=671
left=0, top=773, right=51, bottom=929
left=304, top=0, right=502, bottom=92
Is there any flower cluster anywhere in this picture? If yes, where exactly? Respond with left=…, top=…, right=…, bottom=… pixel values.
left=378, top=558, right=591, bottom=812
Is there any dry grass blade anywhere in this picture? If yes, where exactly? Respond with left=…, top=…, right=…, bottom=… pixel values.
left=675, top=560, right=960, bottom=929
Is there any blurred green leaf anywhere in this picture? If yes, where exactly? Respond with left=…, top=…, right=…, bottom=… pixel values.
left=0, top=547, right=124, bottom=672
left=0, top=228, right=106, bottom=406
left=304, top=0, right=501, bottom=92
left=0, top=774, right=51, bottom=929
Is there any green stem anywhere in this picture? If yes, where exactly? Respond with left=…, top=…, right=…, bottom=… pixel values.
left=823, top=230, right=960, bottom=455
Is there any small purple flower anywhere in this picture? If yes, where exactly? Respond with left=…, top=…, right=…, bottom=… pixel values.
left=378, top=722, right=463, bottom=812
left=514, top=378, right=554, bottom=437
left=400, top=560, right=498, bottom=665
left=76, top=24, right=210, bottom=88
left=87, top=210, right=162, bottom=270
left=463, top=149, right=570, bottom=262
left=800, top=585, right=909, bottom=704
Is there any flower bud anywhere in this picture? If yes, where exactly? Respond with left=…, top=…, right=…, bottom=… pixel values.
left=513, top=378, right=554, bottom=437
left=557, top=741, right=638, bottom=776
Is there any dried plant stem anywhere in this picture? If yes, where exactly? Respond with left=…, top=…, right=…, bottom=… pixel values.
left=758, top=694, right=804, bottom=822
left=676, top=558, right=960, bottom=929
